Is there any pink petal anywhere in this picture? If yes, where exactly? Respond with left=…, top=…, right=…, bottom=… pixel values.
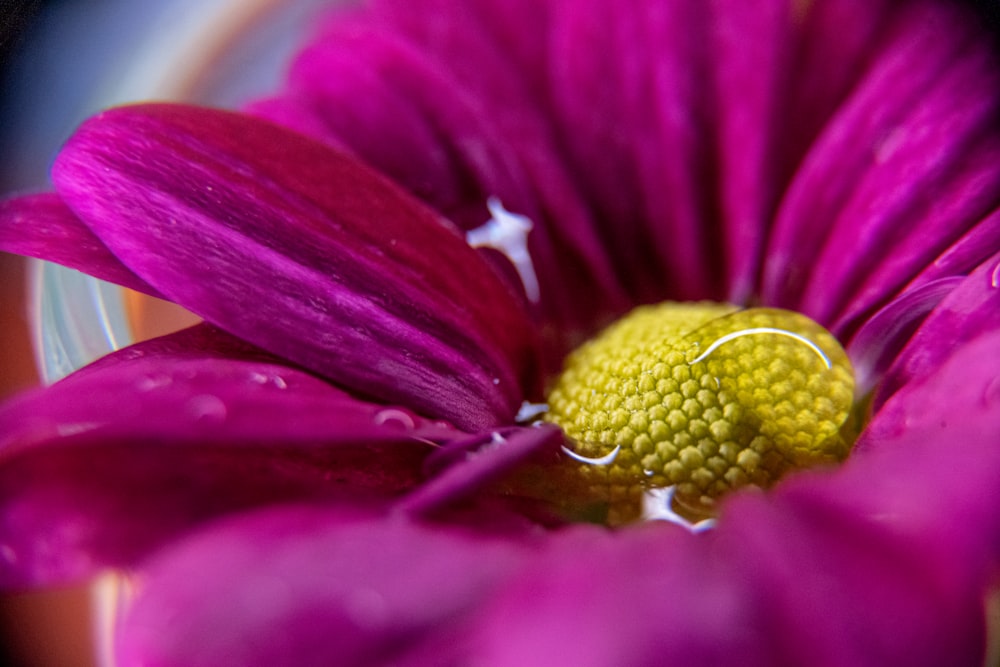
left=876, top=251, right=1000, bottom=408
left=466, top=524, right=774, bottom=667
left=115, top=505, right=533, bottom=667
left=51, top=103, right=539, bottom=430
left=0, top=193, right=160, bottom=297
left=763, top=1, right=989, bottom=314
left=846, top=277, right=962, bottom=395
left=399, top=424, right=563, bottom=518
left=0, top=326, right=458, bottom=587
left=256, top=3, right=630, bottom=355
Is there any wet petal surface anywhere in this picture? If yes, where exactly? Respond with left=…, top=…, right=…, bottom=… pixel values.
left=0, top=326, right=458, bottom=587
left=52, top=104, right=539, bottom=430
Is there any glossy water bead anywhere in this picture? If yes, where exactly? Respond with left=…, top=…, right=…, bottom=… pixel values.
left=544, top=303, right=856, bottom=525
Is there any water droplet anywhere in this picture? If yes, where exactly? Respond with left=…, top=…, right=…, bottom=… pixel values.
left=249, top=372, right=269, bottom=385
left=135, top=373, right=171, bottom=392
left=640, top=486, right=716, bottom=532
left=249, top=372, right=288, bottom=390
left=515, top=401, right=548, bottom=423
left=186, top=395, right=228, bottom=425
left=492, top=377, right=500, bottom=385
left=561, top=444, right=621, bottom=466
left=689, top=326, right=831, bottom=368
left=466, top=197, right=541, bottom=303
left=56, top=422, right=100, bottom=437
left=373, top=409, right=416, bottom=430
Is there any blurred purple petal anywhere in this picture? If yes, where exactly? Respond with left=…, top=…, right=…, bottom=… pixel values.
left=0, top=193, right=161, bottom=297
left=718, top=489, right=987, bottom=667
left=0, top=326, right=459, bottom=587
left=115, top=505, right=533, bottom=667
left=464, top=524, right=774, bottom=667
left=52, top=104, right=539, bottom=430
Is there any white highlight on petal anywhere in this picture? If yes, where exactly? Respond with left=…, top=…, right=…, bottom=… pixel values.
left=515, top=401, right=549, bottom=423
left=373, top=408, right=416, bottom=430
left=689, top=327, right=832, bottom=369
left=560, top=444, right=621, bottom=465
left=641, top=486, right=716, bottom=533
left=466, top=197, right=540, bottom=303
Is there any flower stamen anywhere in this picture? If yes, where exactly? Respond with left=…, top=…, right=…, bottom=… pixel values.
left=543, top=302, right=857, bottom=525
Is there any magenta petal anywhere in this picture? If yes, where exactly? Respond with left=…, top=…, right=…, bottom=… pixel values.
left=846, top=277, right=962, bottom=395
left=259, top=7, right=630, bottom=353
left=719, top=490, right=988, bottom=667
left=0, top=326, right=459, bottom=587
left=804, top=50, right=1000, bottom=328
left=466, top=525, right=772, bottom=667
left=711, top=0, right=795, bottom=303
left=876, top=252, right=1000, bottom=408
left=763, top=1, right=988, bottom=312
left=547, top=0, right=719, bottom=302
left=51, top=103, right=539, bottom=430
left=400, top=424, right=563, bottom=518
left=0, top=193, right=161, bottom=297
left=115, top=505, right=530, bottom=667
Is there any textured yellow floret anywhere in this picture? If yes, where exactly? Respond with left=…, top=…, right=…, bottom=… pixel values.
left=544, top=302, right=856, bottom=525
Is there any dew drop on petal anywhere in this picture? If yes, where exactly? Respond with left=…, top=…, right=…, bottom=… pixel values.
left=185, top=394, right=228, bottom=425
left=248, top=372, right=270, bottom=385
left=373, top=408, right=416, bottom=430
left=134, top=373, right=172, bottom=392
left=515, top=401, right=548, bottom=423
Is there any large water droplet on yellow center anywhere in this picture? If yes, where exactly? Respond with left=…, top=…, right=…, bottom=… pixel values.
left=543, top=302, right=856, bottom=525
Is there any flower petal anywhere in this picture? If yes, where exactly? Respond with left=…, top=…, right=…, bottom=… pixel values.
left=846, top=277, right=962, bottom=395
left=0, top=193, right=161, bottom=297
left=254, top=2, right=631, bottom=353
left=711, top=0, right=797, bottom=303
left=464, top=524, right=774, bottom=667
left=0, top=326, right=457, bottom=587
left=718, top=488, right=989, bottom=667
left=876, top=251, right=1000, bottom=408
left=115, top=505, right=532, bottom=667
left=763, top=1, right=990, bottom=315
left=51, top=103, right=539, bottom=430
left=399, top=423, right=563, bottom=518
left=548, top=0, right=720, bottom=302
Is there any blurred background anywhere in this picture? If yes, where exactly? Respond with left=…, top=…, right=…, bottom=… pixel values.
left=0, top=1, right=330, bottom=664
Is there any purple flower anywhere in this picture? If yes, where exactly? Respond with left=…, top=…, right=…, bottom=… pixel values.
left=2, top=0, right=1000, bottom=665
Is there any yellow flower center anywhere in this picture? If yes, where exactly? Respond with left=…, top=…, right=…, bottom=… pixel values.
left=543, top=302, right=856, bottom=525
